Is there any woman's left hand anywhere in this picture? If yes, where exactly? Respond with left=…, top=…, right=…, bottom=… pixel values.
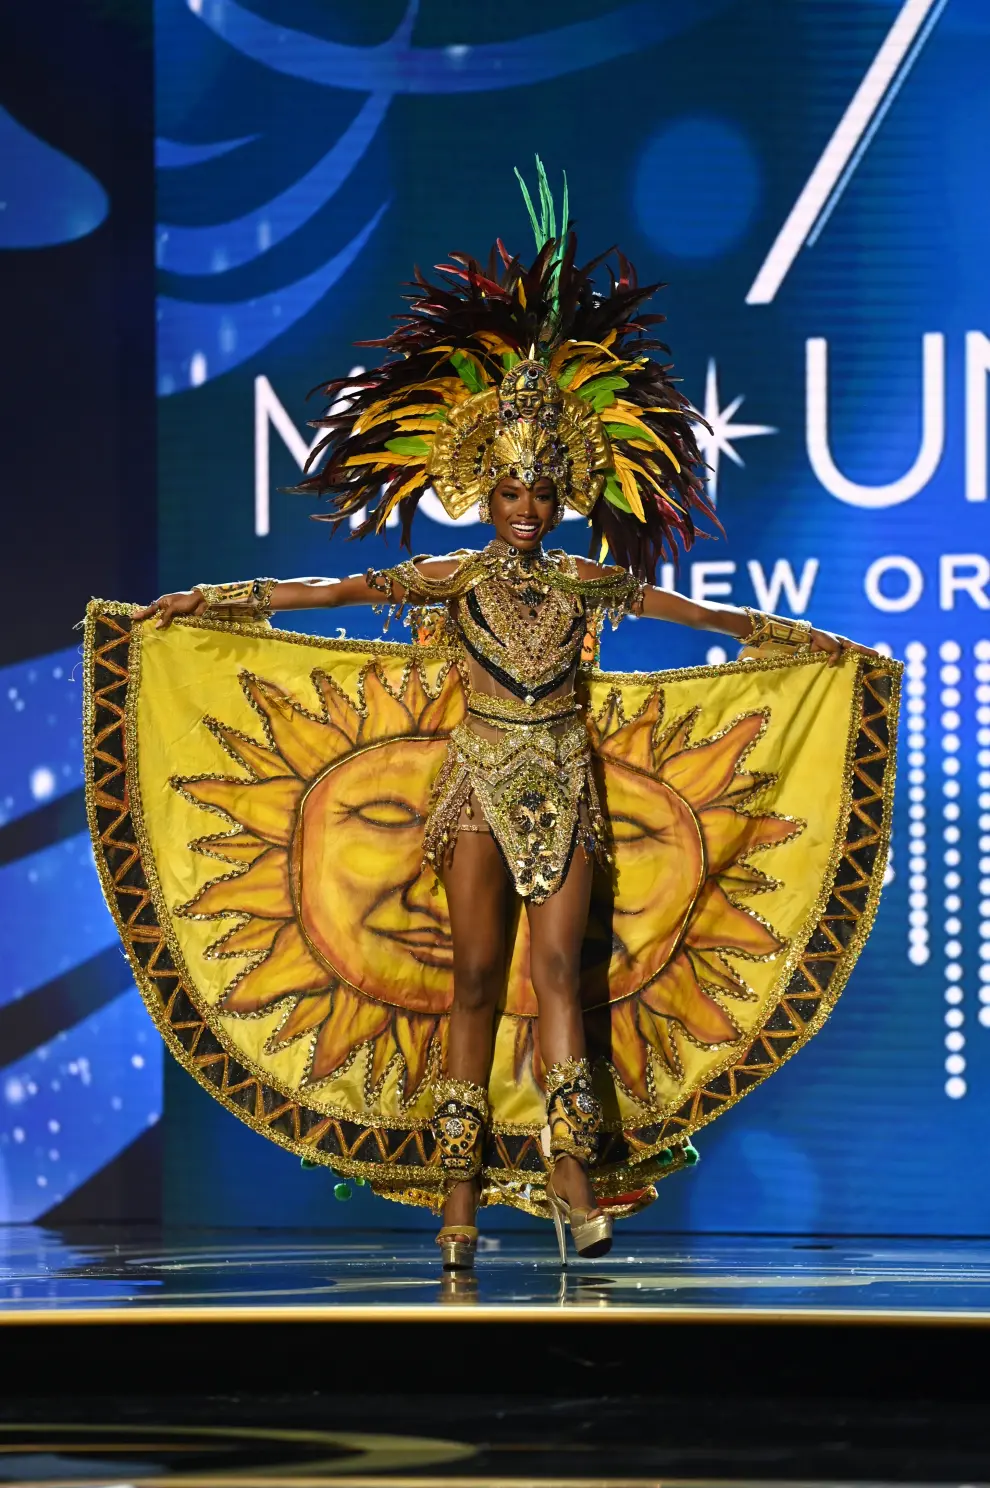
left=809, top=629, right=879, bottom=666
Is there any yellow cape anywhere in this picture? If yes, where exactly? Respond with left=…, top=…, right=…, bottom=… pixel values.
left=83, top=601, right=900, bottom=1215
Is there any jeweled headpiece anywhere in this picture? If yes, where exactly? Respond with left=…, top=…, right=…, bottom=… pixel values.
left=296, top=160, right=716, bottom=580
left=426, top=358, right=610, bottom=520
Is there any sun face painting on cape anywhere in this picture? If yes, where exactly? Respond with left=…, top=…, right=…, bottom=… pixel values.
left=85, top=163, right=899, bottom=1258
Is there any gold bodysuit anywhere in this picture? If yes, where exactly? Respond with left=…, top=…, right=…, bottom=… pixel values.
left=368, top=541, right=643, bottom=903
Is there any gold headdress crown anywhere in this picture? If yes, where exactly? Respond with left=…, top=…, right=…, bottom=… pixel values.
left=427, top=358, right=611, bottom=521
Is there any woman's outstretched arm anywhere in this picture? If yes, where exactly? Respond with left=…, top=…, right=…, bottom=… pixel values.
left=133, top=574, right=383, bottom=628
left=572, top=558, right=877, bottom=662
left=133, top=556, right=463, bottom=629
left=636, top=583, right=877, bottom=661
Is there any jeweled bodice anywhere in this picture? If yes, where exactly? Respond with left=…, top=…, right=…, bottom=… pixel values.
left=455, top=546, right=587, bottom=703
left=369, top=542, right=642, bottom=710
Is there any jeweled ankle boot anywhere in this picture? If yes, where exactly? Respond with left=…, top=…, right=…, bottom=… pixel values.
left=432, top=1077, right=488, bottom=1270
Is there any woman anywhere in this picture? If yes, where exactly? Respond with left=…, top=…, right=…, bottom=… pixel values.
left=134, top=232, right=875, bottom=1267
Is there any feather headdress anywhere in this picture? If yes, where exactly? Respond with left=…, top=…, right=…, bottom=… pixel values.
left=296, top=159, right=717, bottom=580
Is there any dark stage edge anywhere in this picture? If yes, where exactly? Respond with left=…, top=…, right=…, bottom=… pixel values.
left=3, top=1228, right=990, bottom=1485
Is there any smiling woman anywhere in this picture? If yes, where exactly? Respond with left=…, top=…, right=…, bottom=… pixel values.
left=97, top=163, right=896, bottom=1270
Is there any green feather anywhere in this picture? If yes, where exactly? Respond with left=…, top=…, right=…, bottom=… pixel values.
left=514, top=155, right=571, bottom=331
left=501, top=350, right=522, bottom=370
left=603, top=472, right=632, bottom=512
left=536, top=154, right=554, bottom=241
left=576, top=374, right=628, bottom=411
left=385, top=435, right=430, bottom=456
left=449, top=349, right=486, bottom=393
left=514, top=167, right=543, bottom=252
left=605, top=422, right=654, bottom=444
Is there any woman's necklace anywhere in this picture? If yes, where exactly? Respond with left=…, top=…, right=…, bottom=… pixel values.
left=485, top=539, right=551, bottom=614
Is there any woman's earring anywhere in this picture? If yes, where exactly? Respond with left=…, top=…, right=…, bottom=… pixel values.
left=477, top=494, right=492, bottom=524
left=551, top=501, right=565, bottom=528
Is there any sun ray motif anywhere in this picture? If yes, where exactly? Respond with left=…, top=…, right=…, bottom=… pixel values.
left=173, top=665, right=800, bottom=1119
left=174, top=660, right=464, bottom=1105
left=574, top=689, right=803, bottom=1102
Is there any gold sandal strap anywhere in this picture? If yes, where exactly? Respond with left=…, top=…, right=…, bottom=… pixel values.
left=437, top=1225, right=479, bottom=1242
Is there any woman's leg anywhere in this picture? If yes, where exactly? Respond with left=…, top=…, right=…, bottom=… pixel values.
left=526, top=847, right=600, bottom=1216
left=439, top=830, right=510, bottom=1234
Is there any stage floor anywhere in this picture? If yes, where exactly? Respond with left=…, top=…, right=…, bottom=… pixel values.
left=4, top=1227, right=990, bottom=1485
left=3, top=1225, right=990, bottom=1323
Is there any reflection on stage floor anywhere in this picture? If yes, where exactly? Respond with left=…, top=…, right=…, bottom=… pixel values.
left=3, top=1226, right=990, bottom=1321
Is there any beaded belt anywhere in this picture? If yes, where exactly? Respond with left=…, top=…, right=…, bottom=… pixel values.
left=466, top=689, right=581, bottom=728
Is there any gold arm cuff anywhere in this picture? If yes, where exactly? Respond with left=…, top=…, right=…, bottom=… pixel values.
left=744, top=607, right=813, bottom=653
left=196, top=578, right=277, bottom=622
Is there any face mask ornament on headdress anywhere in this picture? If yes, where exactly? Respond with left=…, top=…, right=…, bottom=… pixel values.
left=426, top=358, right=612, bottom=523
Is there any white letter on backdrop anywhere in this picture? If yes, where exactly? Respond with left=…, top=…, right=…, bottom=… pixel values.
left=747, top=558, right=819, bottom=614
left=966, top=331, right=990, bottom=503
left=940, top=553, right=990, bottom=610
left=864, top=555, right=925, bottom=612
left=254, top=375, right=324, bottom=538
left=691, top=561, right=736, bottom=603
left=806, top=334, right=944, bottom=508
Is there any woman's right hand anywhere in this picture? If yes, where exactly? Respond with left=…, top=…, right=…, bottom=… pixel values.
left=131, top=589, right=206, bottom=628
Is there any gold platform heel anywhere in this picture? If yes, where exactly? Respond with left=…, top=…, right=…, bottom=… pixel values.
left=432, top=1078, right=489, bottom=1272
left=544, top=1057, right=611, bottom=1265
left=436, top=1224, right=479, bottom=1272
left=546, top=1183, right=613, bottom=1264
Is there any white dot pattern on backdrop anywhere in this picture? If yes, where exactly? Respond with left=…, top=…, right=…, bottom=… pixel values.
left=940, top=641, right=965, bottom=1098
left=904, top=642, right=929, bottom=971
left=976, top=639, right=990, bottom=1034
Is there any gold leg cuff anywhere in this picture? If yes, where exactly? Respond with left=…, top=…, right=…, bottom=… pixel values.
left=545, top=1056, right=602, bottom=1166
left=432, top=1078, right=489, bottom=1181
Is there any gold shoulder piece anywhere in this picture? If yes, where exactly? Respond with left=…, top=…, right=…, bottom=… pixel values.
left=367, top=550, right=486, bottom=606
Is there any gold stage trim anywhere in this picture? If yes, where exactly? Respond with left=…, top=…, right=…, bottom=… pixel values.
left=1, top=1302, right=985, bottom=1328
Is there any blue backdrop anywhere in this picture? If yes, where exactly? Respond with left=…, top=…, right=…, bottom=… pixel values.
left=3, top=0, right=989, bottom=1233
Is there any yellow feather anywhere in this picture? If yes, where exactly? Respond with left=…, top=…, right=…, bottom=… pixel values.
left=566, top=357, right=624, bottom=392
left=654, top=439, right=681, bottom=473
left=599, top=536, right=609, bottom=563
left=548, top=338, right=622, bottom=376
left=344, top=452, right=418, bottom=469
left=609, top=404, right=663, bottom=442
left=358, top=402, right=447, bottom=433
left=473, top=330, right=517, bottom=357
left=517, top=281, right=527, bottom=308
left=376, top=470, right=424, bottom=527
left=613, top=453, right=646, bottom=521
left=610, top=406, right=682, bottom=473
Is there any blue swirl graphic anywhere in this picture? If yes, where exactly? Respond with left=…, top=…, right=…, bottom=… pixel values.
left=157, top=93, right=389, bottom=275
left=157, top=201, right=387, bottom=393
left=0, top=105, right=108, bottom=248
left=156, top=135, right=257, bottom=169
left=191, top=0, right=734, bottom=93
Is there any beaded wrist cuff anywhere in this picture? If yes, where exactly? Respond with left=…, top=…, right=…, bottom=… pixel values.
left=744, top=607, right=813, bottom=653
left=196, top=578, right=277, bottom=622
